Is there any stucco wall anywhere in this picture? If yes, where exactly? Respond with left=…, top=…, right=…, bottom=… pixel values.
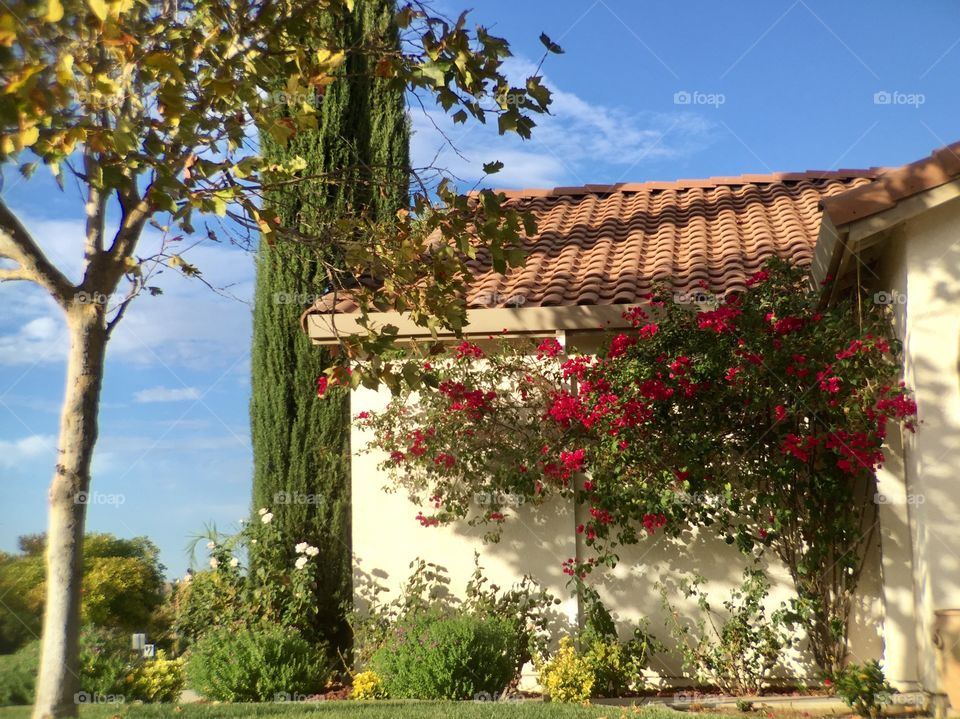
left=874, top=195, right=960, bottom=692
left=350, top=372, right=885, bottom=685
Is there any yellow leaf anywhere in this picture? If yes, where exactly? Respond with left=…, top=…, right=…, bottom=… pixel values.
left=88, top=0, right=108, bottom=21
left=18, top=126, right=39, bottom=148
left=144, top=52, right=185, bottom=83
left=1, top=135, right=14, bottom=155
left=56, top=54, right=74, bottom=85
left=0, top=14, right=16, bottom=47
left=315, top=49, right=345, bottom=71
left=44, top=0, right=63, bottom=22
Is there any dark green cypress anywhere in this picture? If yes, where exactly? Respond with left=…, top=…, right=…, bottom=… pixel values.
left=250, top=0, right=409, bottom=655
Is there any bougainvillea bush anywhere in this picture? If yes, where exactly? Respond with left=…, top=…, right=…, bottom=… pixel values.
left=356, top=259, right=917, bottom=674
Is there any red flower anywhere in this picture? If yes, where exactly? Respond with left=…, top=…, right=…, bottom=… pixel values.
left=697, top=306, right=742, bottom=333
left=774, top=405, right=787, bottom=422
left=746, top=270, right=770, bottom=287
left=537, top=338, right=563, bottom=359
left=560, top=448, right=586, bottom=472
left=819, top=375, right=841, bottom=393
left=639, top=323, right=659, bottom=339
left=434, top=452, right=455, bottom=469
left=583, top=480, right=594, bottom=491
left=357, top=411, right=370, bottom=420
left=725, top=367, right=741, bottom=382
left=607, top=333, right=638, bottom=359
left=316, top=376, right=329, bottom=397
left=642, top=513, right=667, bottom=535
left=455, top=341, right=484, bottom=359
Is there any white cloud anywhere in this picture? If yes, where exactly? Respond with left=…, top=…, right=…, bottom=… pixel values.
left=0, top=214, right=255, bottom=370
left=0, top=434, right=56, bottom=467
left=410, top=56, right=717, bottom=189
left=134, top=386, right=202, bottom=403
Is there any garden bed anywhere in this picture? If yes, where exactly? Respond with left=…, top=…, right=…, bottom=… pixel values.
left=0, top=701, right=730, bottom=719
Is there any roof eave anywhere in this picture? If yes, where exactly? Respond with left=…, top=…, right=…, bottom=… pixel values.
left=815, top=177, right=960, bottom=306
left=304, top=303, right=643, bottom=345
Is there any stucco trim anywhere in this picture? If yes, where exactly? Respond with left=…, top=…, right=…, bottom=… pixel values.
left=304, top=303, right=640, bottom=345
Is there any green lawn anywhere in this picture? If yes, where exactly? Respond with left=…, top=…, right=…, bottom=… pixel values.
left=0, top=701, right=694, bottom=719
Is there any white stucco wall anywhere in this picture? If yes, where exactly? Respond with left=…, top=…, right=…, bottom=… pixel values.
left=874, top=195, right=960, bottom=693
left=350, top=369, right=886, bottom=685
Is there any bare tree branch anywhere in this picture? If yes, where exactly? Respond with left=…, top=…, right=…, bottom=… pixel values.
left=0, top=266, right=33, bottom=282
left=0, top=199, right=74, bottom=305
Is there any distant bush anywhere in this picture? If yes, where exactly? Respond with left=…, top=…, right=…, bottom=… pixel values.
left=0, top=641, right=39, bottom=706
left=186, top=626, right=331, bottom=702
left=127, top=650, right=185, bottom=703
left=77, top=627, right=134, bottom=697
left=371, top=609, right=516, bottom=700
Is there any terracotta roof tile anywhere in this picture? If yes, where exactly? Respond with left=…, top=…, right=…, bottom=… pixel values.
left=456, top=171, right=879, bottom=309
left=821, top=141, right=960, bottom=226
left=304, top=170, right=882, bottom=317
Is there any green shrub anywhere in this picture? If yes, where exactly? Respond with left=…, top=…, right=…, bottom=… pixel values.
left=127, top=650, right=185, bottom=703
left=371, top=609, right=516, bottom=700
left=0, top=640, right=39, bottom=706
left=186, top=626, right=331, bottom=702
left=578, top=588, right=663, bottom=696
left=833, top=660, right=893, bottom=718
left=660, top=568, right=792, bottom=695
left=77, top=627, right=135, bottom=697
left=172, top=568, right=246, bottom=651
left=537, top=637, right=593, bottom=703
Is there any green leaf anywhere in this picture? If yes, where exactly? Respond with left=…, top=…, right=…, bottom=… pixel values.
left=539, top=32, right=564, bottom=54
left=482, top=160, right=504, bottom=175
left=452, top=109, right=468, bottom=124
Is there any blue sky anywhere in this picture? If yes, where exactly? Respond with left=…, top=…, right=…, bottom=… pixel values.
left=1, top=0, right=958, bottom=579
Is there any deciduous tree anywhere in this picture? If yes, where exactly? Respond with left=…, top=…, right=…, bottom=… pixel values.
left=0, top=1, right=560, bottom=714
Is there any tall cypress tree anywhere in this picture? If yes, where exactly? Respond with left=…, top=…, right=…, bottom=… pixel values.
left=250, top=0, right=409, bottom=655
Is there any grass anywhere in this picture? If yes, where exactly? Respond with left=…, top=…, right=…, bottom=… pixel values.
left=0, top=702, right=705, bottom=719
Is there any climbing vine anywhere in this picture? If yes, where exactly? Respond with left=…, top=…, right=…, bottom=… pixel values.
left=355, top=260, right=917, bottom=673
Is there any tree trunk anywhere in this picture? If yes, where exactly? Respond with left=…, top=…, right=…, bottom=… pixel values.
left=33, top=304, right=108, bottom=719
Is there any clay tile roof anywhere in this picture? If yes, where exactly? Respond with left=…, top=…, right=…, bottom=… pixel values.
left=458, top=170, right=880, bottom=308
left=821, top=141, right=960, bottom=226
left=304, top=170, right=883, bottom=317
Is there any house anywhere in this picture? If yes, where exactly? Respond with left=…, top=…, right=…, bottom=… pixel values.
left=302, top=142, right=960, bottom=694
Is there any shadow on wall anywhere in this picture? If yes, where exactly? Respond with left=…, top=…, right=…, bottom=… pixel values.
left=444, top=493, right=884, bottom=683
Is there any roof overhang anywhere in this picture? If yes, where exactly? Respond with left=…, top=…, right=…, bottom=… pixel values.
left=812, top=177, right=960, bottom=307
left=304, top=303, right=640, bottom=346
